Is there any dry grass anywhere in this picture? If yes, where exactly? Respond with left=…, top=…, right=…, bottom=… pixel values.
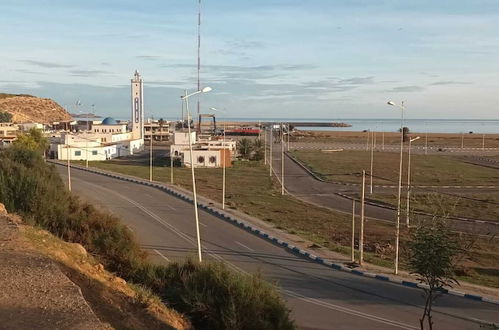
left=293, top=130, right=499, bottom=148
left=290, top=150, right=499, bottom=185
left=21, top=225, right=191, bottom=330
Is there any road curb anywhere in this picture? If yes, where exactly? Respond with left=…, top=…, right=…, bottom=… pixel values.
left=50, top=161, right=499, bottom=306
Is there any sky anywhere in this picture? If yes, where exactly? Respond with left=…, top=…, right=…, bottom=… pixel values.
left=1, top=0, right=499, bottom=120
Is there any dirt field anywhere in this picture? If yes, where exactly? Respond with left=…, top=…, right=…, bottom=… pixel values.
left=292, top=130, right=499, bottom=148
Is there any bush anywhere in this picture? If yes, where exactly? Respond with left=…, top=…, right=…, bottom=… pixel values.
left=0, top=111, right=12, bottom=122
left=159, top=260, right=294, bottom=330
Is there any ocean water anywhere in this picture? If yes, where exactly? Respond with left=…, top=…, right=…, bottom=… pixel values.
left=220, top=118, right=499, bottom=134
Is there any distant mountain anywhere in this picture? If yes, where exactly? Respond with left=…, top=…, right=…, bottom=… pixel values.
left=0, top=93, right=71, bottom=124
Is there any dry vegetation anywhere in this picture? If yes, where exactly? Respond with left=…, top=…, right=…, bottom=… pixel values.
left=0, top=94, right=71, bottom=123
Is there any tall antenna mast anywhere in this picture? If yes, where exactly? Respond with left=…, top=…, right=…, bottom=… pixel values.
left=197, top=0, right=201, bottom=116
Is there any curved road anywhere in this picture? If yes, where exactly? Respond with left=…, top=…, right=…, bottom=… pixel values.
left=55, top=164, right=498, bottom=329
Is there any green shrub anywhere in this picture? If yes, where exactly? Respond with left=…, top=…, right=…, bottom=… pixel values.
left=158, top=259, right=294, bottom=330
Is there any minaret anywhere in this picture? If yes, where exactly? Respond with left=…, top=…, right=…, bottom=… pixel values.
left=131, top=70, right=144, bottom=140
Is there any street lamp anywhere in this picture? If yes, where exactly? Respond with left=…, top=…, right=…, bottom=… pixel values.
left=180, top=86, right=212, bottom=262
left=210, top=107, right=228, bottom=210
left=406, top=136, right=420, bottom=227
left=387, top=100, right=405, bottom=275
left=281, top=122, right=285, bottom=195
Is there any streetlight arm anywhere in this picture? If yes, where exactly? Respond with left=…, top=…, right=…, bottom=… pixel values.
left=181, top=86, right=212, bottom=100
left=181, top=90, right=202, bottom=100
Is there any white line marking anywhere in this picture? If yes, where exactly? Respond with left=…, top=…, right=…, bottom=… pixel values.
left=200, top=222, right=208, bottom=228
left=284, top=290, right=419, bottom=330
left=235, top=241, right=254, bottom=251
left=154, top=249, right=170, bottom=262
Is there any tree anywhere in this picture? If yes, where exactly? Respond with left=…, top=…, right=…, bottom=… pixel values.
left=252, top=138, right=264, bottom=161
left=0, top=111, right=13, bottom=122
left=407, top=216, right=466, bottom=330
left=13, top=128, right=49, bottom=154
left=238, top=138, right=253, bottom=160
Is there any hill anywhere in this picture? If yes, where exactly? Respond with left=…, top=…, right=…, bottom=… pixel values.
left=0, top=93, right=71, bottom=124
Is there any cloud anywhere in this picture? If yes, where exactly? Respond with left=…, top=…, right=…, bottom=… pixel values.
left=68, top=69, right=114, bottom=77
left=430, top=81, right=472, bottom=86
left=135, top=55, right=162, bottom=61
left=21, top=60, right=74, bottom=68
left=387, top=85, right=425, bottom=92
left=338, top=76, right=374, bottom=85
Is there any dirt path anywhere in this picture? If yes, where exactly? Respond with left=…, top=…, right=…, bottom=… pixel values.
left=0, top=211, right=105, bottom=330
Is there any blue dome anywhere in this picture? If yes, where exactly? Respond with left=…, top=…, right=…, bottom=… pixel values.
left=101, top=117, right=118, bottom=125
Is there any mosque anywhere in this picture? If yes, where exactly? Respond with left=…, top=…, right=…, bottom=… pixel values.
left=49, top=71, right=145, bottom=160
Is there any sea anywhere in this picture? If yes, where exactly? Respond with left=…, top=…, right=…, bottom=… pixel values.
left=215, top=118, right=499, bottom=134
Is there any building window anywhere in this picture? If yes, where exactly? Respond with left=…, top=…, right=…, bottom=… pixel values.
left=197, top=156, right=205, bottom=163
left=174, top=151, right=179, bottom=156
left=209, top=156, right=216, bottom=164
left=75, top=151, right=81, bottom=156
left=92, top=151, right=98, bottom=155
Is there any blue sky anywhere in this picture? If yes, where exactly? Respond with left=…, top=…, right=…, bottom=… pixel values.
left=1, top=0, right=499, bottom=120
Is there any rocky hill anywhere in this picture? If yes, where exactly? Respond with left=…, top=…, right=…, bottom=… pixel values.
left=0, top=93, right=71, bottom=124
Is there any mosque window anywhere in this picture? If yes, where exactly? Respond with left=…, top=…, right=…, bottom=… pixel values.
left=75, top=151, right=81, bottom=156
left=209, top=156, right=216, bottom=163
left=92, top=151, right=98, bottom=155
left=197, top=156, right=205, bottom=163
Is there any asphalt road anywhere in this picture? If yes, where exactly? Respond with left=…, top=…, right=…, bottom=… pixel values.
left=55, top=164, right=499, bottom=329
left=268, top=144, right=499, bottom=236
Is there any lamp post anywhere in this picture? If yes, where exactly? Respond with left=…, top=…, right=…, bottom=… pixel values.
left=369, top=130, right=375, bottom=194
left=287, top=124, right=290, bottom=151
left=387, top=100, right=405, bottom=275
left=150, top=117, right=154, bottom=181
left=269, top=124, right=273, bottom=177
left=264, top=125, right=267, bottom=165
left=281, top=123, right=285, bottom=195
left=181, top=86, right=212, bottom=263
left=406, top=136, right=420, bottom=227
left=210, top=107, right=227, bottom=209
left=67, top=140, right=71, bottom=192
left=359, top=170, right=365, bottom=265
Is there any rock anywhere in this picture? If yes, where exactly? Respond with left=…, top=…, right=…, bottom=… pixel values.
left=0, top=203, right=7, bottom=215
left=95, top=263, right=104, bottom=273
left=72, top=243, right=87, bottom=257
left=113, top=276, right=126, bottom=285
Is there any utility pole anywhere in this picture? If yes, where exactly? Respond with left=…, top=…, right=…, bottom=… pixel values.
left=67, top=142, right=72, bottom=192
left=149, top=117, right=153, bottom=182
left=269, top=125, right=273, bottom=177
left=287, top=124, right=290, bottom=151
left=351, top=200, right=355, bottom=263
left=461, top=133, right=464, bottom=150
left=170, top=152, right=174, bottom=183
left=406, top=136, right=420, bottom=227
left=264, top=126, right=267, bottom=165
left=482, top=134, right=485, bottom=150
left=365, top=130, right=370, bottom=151
left=222, top=121, right=226, bottom=209
left=369, top=131, right=374, bottom=194
left=281, top=123, right=284, bottom=195
left=359, top=170, right=365, bottom=265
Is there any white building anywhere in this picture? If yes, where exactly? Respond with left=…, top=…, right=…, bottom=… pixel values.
left=170, top=131, right=236, bottom=168
left=49, top=71, right=145, bottom=161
